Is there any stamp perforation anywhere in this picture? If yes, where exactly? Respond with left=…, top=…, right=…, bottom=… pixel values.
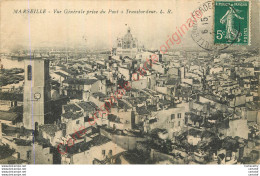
left=214, top=0, right=251, bottom=46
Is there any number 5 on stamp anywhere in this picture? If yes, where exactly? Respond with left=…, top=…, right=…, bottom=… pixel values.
left=214, top=1, right=250, bottom=45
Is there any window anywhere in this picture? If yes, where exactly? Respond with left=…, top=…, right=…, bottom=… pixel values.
left=178, top=121, right=180, bottom=126
left=27, top=65, right=32, bottom=80
left=178, top=113, right=182, bottom=118
left=84, top=116, right=89, bottom=122
left=102, top=150, right=105, bottom=156
left=27, top=151, right=31, bottom=160
left=76, top=120, right=80, bottom=124
left=109, top=150, right=112, bottom=156
left=171, top=114, right=175, bottom=120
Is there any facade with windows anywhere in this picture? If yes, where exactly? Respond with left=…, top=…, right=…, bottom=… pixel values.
left=62, top=136, right=125, bottom=164
left=147, top=107, right=187, bottom=139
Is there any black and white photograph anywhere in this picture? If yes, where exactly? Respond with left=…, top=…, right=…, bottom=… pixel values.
left=0, top=0, right=259, bottom=175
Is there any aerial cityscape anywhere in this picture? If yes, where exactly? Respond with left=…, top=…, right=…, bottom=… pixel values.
left=0, top=25, right=259, bottom=165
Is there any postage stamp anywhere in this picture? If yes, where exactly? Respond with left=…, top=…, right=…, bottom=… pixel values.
left=214, top=1, right=250, bottom=45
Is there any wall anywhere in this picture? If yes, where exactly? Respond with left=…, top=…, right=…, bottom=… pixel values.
left=100, top=129, right=146, bottom=150
left=230, top=95, right=246, bottom=107
left=118, top=67, right=130, bottom=81
left=110, top=108, right=132, bottom=130
left=152, top=63, right=164, bottom=74
left=247, top=110, right=258, bottom=122
left=31, top=144, right=53, bottom=164
left=90, top=80, right=101, bottom=94
left=148, top=107, right=186, bottom=138
left=187, top=135, right=201, bottom=146
left=42, top=130, right=63, bottom=146
left=226, top=119, right=249, bottom=139
left=150, top=149, right=185, bottom=164
left=168, top=67, right=179, bottom=76
left=155, top=87, right=167, bottom=94
left=2, top=138, right=29, bottom=159
left=62, top=116, right=85, bottom=135
left=70, top=141, right=125, bottom=164
left=210, top=67, right=222, bottom=74
left=131, top=79, right=147, bottom=90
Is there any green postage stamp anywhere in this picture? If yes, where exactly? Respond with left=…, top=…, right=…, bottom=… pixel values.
left=214, top=1, right=250, bottom=45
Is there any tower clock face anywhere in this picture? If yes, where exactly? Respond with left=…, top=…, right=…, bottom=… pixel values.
left=34, top=93, right=41, bottom=100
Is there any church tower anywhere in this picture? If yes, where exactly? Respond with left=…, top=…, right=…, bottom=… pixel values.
left=23, top=56, right=51, bottom=130
left=116, top=26, right=138, bottom=58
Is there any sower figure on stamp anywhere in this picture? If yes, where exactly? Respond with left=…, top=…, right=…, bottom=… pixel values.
left=220, top=6, right=244, bottom=42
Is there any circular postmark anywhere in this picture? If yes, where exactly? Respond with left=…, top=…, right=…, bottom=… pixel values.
left=191, top=1, right=242, bottom=51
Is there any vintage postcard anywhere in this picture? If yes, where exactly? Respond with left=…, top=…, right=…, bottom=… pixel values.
left=0, top=0, right=259, bottom=168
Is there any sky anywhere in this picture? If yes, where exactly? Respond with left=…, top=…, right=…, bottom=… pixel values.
left=0, top=0, right=259, bottom=52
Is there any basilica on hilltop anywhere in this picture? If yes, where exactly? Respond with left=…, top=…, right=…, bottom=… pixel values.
left=115, top=27, right=143, bottom=59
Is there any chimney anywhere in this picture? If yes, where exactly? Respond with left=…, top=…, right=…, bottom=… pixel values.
left=159, top=54, right=162, bottom=62
left=157, top=103, right=160, bottom=111
left=0, top=122, right=2, bottom=141
left=207, top=102, right=210, bottom=116
left=189, top=100, right=193, bottom=110
left=131, top=111, right=135, bottom=129
left=203, top=104, right=207, bottom=113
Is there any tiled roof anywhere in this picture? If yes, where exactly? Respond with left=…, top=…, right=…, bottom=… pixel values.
left=77, top=101, right=97, bottom=112
left=14, top=139, right=32, bottom=146
left=40, top=124, right=60, bottom=137
left=108, top=114, right=118, bottom=122
left=165, top=78, right=180, bottom=85
left=63, top=78, right=98, bottom=85
left=64, top=104, right=81, bottom=112
left=0, top=92, right=23, bottom=101
left=95, top=75, right=106, bottom=80
left=92, top=92, right=107, bottom=99
left=0, top=111, right=18, bottom=121
left=118, top=99, right=131, bottom=109
left=136, top=106, right=149, bottom=115
left=54, top=71, right=68, bottom=77
left=62, top=111, right=83, bottom=120
left=68, top=135, right=111, bottom=154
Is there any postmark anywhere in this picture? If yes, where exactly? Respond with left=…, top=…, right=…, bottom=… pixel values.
left=191, top=1, right=217, bottom=51
left=214, top=1, right=250, bottom=45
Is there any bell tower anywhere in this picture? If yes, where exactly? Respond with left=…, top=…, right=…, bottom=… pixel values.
left=23, top=56, right=51, bottom=130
